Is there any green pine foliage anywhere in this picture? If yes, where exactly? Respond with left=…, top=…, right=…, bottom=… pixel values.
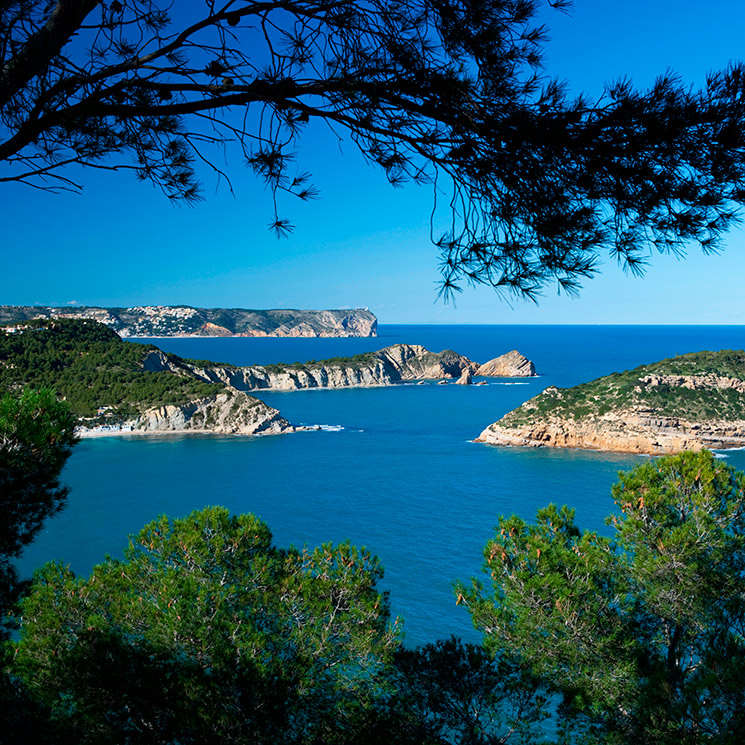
left=0, top=319, right=222, bottom=423
left=7, top=505, right=552, bottom=745
left=9, top=446, right=745, bottom=742
left=12, top=507, right=400, bottom=744
left=0, top=388, right=77, bottom=636
left=461, top=451, right=745, bottom=744
left=260, top=351, right=379, bottom=374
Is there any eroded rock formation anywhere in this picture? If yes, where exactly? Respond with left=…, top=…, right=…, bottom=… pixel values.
left=477, top=350, right=535, bottom=377
left=112, top=391, right=292, bottom=436
left=145, top=343, right=536, bottom=393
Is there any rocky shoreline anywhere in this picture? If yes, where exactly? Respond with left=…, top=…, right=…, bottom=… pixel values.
left=79, top=391, right=294, bottom=437
left=78, top=343, right=536, bottom=438
left=476, top=409, right=745, bottom=455
left=476, top=351, right=745, bottom=455
left=145, top=344, right=536, bottom=393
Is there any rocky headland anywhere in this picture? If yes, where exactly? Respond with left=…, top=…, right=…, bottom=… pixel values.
left=477, top=350, right=745, bottom=454
left=2, top=318, right=535, bottom=438
left=145, top=345, right=536, bottom=392
left=0, top=306, right=378, bottom=338
left=0, top=319, right=294, bottom=437
left=99, top=345, right=534, bottom=436
left=86, top=391, right=293, bottom=437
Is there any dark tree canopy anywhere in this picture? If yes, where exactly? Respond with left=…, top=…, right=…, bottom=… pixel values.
left=0, top=387, right=76, bottom=560
left=12, top=507, right=400, bottom=744
left=8, top=506, right=553, bottom=744
left=0, top=387, right=76, bottom=632
left=390, top=636, right=550, bottom=744
left=461, top=451, right=745, bottom=744
left=3, top=0, right=745, bottom=297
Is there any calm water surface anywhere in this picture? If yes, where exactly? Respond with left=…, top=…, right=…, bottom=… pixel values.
left=17, top=325, right=745, bottom=646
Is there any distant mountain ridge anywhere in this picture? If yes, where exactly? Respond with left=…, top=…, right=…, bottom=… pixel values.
left=0, top=305, right=377, bottom=338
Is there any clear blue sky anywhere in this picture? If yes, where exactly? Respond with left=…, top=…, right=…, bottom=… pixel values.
left=3, top=1, right=745, bottom=323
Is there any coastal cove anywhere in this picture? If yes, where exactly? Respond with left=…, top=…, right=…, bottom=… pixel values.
left=17, top=324, right=745, bottom=647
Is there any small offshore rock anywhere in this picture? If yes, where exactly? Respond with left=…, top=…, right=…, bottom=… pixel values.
left=477, top=350, right=536, bottom=377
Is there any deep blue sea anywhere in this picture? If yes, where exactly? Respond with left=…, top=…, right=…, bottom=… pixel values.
left=17, top=325, right=745, bottom=647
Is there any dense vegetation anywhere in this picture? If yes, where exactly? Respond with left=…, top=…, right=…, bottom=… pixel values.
left=462, top=450, right=745, bottom=744
left=3, top=391, right=745, bottom=743
left=260, top=348, right=463, bottom=375
left=12, top=508, right=399, bottom=744
left=0, top=319, right=223, bottom=423
left=261, top=351, right=380, bottom=374
left=4, top=450, right=745, bottom=743
left=5, top=506, right=550, bottom=745
left=0, top=388, right=76, bottom=634
left=501, top=349, right=745, bottom=427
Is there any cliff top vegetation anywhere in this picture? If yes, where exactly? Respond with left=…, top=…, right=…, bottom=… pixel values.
left=260, top=347, right=463, bottom=374
left=0, top=319, right=222, bottom=423
left=501, top=349, right=745, bottom=427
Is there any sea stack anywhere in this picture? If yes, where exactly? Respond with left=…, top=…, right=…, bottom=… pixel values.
left=455, top=368, right=473, bottom=385
left=477, top=350, right=536, bottom=377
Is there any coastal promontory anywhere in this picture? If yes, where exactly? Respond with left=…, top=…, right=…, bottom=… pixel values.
left=0, top=319, right=292, bottom=436
left=0, top=305, right=378, bottom=338
left=1, top=318, right=536, bottom=436
left=149, top=345, right=536, bottom=392
left=477, top=350, right=745, bottom=454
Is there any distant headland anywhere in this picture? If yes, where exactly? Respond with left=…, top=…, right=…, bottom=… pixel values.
left=0, top=305, right=378, bottom=338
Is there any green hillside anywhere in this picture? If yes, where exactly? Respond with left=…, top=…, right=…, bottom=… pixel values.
left=502, top=350, right=745, bottom=427
left=0, top=319, right=222, bottom=424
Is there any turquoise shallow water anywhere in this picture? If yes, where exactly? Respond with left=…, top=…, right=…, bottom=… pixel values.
left=16, top=325, right=745, bottom=646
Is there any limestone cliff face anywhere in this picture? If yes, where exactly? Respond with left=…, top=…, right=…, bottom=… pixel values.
left=237, top=310, right=377, bottom=338
left=124, top=342, right=502, bottom=436
left=144, top=344, right=488, bottom=392
left=477, top=407, right=745, bottom=454
left=477, top=350, right=535, bottom=377
left=144, top=343, right=538, bottom=393
left=476, top=351, right=745, bottom=455
left=121, top=390, right=293, bottom=435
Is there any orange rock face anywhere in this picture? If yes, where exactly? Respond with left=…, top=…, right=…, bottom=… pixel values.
left=477, top=409, right=745, bottom=455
